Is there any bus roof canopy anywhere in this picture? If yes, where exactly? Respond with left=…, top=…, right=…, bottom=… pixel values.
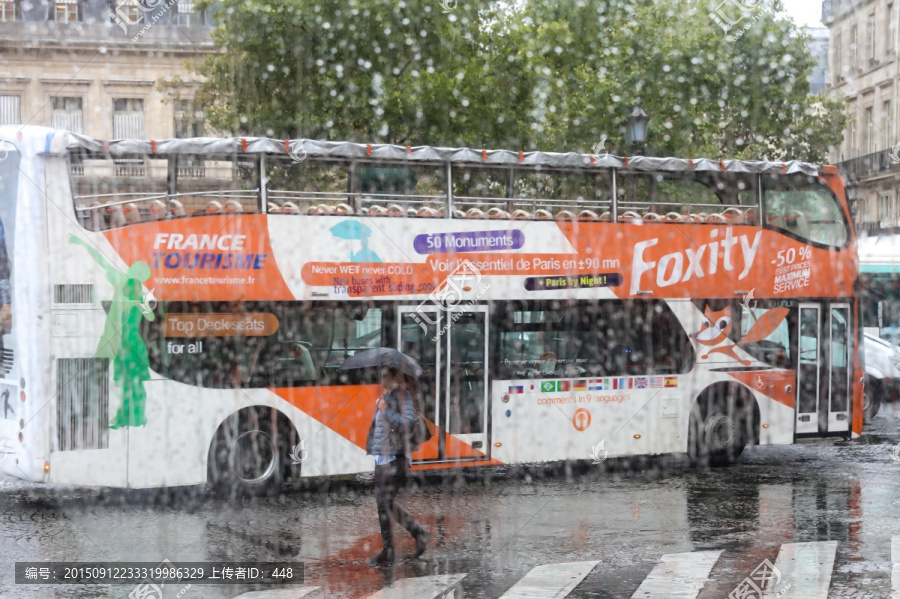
left=63, top=133, right=822, bottom=175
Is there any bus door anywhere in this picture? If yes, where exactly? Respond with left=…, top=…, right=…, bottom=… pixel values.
left=796, top=303, right=851, bottom=435
left=398, top=304, right=490, bottom=462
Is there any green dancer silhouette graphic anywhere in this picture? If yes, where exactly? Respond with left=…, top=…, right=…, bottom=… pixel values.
left=69, top=235, right=154, bottom=428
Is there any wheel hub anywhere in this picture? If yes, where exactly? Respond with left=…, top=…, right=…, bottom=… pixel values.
left=233, top=430, right=278, bottom=486
left=705, top=413, right=735, bottom=453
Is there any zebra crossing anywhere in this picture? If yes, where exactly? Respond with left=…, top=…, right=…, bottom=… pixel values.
left=233, top=535, right=900, bottom=599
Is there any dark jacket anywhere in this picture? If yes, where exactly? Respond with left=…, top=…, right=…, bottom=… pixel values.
left=365, top=388, right=416, bottom=458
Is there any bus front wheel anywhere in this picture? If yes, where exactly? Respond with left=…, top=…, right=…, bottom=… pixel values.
left=207, top=407, right=297, bottom=498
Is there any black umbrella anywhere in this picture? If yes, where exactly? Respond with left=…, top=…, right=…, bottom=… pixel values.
left=338, top=347, right=423, bottom=379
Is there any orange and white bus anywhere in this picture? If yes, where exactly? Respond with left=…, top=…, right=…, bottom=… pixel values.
left=0, top=126, right=862, bottom=493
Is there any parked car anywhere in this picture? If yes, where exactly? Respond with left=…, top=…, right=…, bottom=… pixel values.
left=863, top=331, right=900, bottom=421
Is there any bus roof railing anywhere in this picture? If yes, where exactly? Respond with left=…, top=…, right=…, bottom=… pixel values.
left=64, top=133, right=823, bottom=176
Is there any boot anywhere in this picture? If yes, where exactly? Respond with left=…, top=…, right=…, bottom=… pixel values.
left=413, top=530, right=432, bottom=559
left=367, top=547, right=395, bottom=566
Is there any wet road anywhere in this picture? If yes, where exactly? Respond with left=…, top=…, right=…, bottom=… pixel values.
left=1, top=405, right=899, bottom=599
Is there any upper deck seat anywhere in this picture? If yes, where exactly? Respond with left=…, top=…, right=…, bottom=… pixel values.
left=280, top=202, right=300, bottom=214
left=168, top=199, right=187, bottom=217
left=723, top=207, right=745, bottom=225
left=578, top=210, right=598, bottom=221
left=122, top=202, right=142, bottom=223
left=334, top=203, right=354, bottom=214
left=664, top=212, right=683, bottom=222
left=618, top=211, right=641, bottom=223
left=105, top=204, right=126, bottom=228
left=783, top=209, right=809, bottom=238
left=534, top=209, right=553, bottom=220
left=766, top=210, right=785, bottom=229
left=512, top=209, right=531, bottom=220
left=148, top=200, right=167, bottom=220
left=642, top=212, right=662, bottom=222
left=556, top=210, right=577, bottom=220
left=599, top=211, right=611, bottom=222
left=487, top=207, right=509, bottom=219
left=453, top=209, right=466, bottom=218
left=206, top=200, right=223, bottom=214
left=368, top=205, right=388, bottom=216
left=267, top=202, right=282, bottom=214
left=83, top=202, right=103, bottom=229
left=744, top=207, right=760, bottom=226
left=466, top=208, right=486, bottom=218
left=224, top=200, right=243, bottom=213
left=386, top=204, right=406, bottom=216
left=706, top=213, right=727, bottom=224
left=418, top=207, right=440, bottom=217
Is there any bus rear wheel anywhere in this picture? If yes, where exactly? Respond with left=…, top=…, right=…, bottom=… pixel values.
left=689, top=386, right=753, bottom=467
left=207, top=407, right=297, bottom=498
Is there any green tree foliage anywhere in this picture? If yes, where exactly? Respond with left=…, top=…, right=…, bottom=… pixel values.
left=193, top=0, right=844, bottom=163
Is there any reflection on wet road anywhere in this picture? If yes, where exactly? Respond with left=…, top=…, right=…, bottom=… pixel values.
left=1, top=405, right=899, bottom=598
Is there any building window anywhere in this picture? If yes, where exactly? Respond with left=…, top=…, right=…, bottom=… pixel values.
left=174, top=99, right=205, bottom=178
left=50, top=97, right=83, bottom=134
left=849, top=116, right=857, bottom=158
left=112, top=98, right=145, bottom=139
left=865, top=107, right=875, bottom=154
left=879, top=193, right=893, bottom=224
left=896, top=189, right=900, bottom=225
left=173, top=99, right=205, bottom=138
left=851, top=24, right=859, bottom=71
left=175, top=1, right=204, bottom=26
left=0, top=95, right=21, bottom=125
left=112, top=99, right=145, bottom=176
left=884, top=100, right=892, bottom=148
left=887, top=4, right=895, bottom=53
left=0, top=0, right=19, bottom=21
left=114, top=0, right=143, bottom=26
left=864, top=197, right=877, bottom=226
left=834, top=32, right=843, bottom=78
left=53, top=0, right=80, bottom=22
left=867, top=12, right=876, bottom=64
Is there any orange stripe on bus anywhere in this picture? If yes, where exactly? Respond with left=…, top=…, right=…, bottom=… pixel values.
left=726, top=370, right=795, bottom=409
left=271, top=385, right=501, bottom=464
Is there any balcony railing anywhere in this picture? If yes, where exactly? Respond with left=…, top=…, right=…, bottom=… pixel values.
left=837, top=148, right=898, bottom=181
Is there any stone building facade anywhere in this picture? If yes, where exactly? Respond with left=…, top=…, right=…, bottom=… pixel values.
left=0, top=0, right=215, bottom=141
left=823, top=0, right=900, bottom=231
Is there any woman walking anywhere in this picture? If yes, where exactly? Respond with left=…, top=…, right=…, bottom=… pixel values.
left=365, top=367, right=431, bottom=565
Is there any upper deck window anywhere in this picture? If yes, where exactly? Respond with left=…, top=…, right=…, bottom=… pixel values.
left=763, top=175, right=849, bottom=248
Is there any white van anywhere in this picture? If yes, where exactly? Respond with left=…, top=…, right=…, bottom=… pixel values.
left=863, top=328, right=900, bottom=421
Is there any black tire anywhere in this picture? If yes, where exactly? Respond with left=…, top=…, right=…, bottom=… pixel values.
left=207, top=407, right=297, bottom=498
left=688, top=386, right=750, bottom=467
left=863, top=377, right=883, bottom=424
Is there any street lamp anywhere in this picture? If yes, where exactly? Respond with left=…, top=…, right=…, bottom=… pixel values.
left=624, top=102, right=650, bottom=156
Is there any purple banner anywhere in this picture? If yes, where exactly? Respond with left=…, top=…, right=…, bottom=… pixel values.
left=413, top=230, right=525, bottom=254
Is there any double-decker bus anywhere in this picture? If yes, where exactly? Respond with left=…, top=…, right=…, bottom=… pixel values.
left=0, top=126, right=861, bottom=493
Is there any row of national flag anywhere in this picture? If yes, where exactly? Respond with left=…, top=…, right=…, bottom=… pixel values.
left=509, top=376, right=677, bottom=394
